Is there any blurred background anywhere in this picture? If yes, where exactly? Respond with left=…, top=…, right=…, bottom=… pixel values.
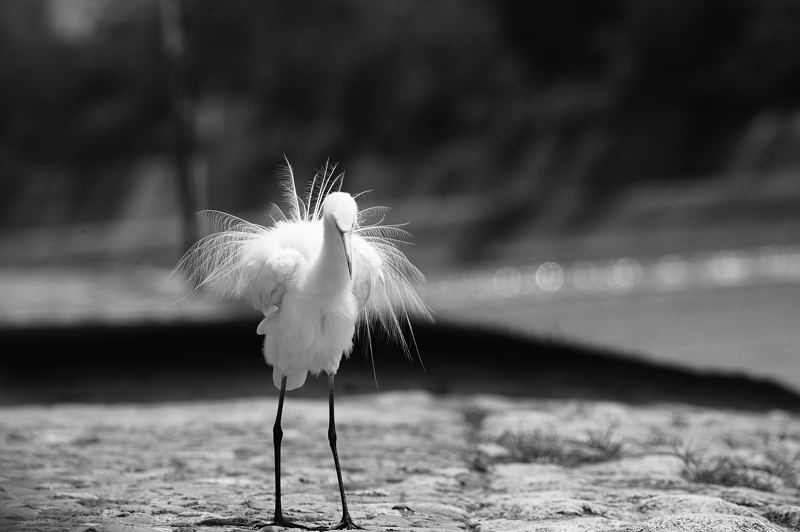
left=1, top=0, right=799, bottom=404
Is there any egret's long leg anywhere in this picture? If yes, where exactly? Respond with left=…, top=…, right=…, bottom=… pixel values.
left=268, top=376, right=307, bottom=529
left=327, top=374, right=360, bottom=530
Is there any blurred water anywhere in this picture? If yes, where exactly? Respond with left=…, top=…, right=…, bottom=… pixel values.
left=423, top=246, right=800, bottom=307
left=441, top=281, right=800, bottom=393
left=1, top=245, right=798, bottom=393
left=423, top=247, right=800, bottom=393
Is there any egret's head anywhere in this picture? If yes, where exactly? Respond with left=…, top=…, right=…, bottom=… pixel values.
left=322, top=192, right=357, bottom=278
left=322, top=192, right=357, bottom=232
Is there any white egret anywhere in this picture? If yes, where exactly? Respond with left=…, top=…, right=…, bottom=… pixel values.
left=176, top=160, right=431, bottom=530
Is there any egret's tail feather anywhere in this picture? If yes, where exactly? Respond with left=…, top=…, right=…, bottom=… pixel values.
left=305, top=160, right=344, bottom=222
left=267, top=203, right=288, bottom=224
left=356, top=206, right=391, bottom=227
left=197, top=209, right=261, bottom=235
left=277, top=156, right=305, bottom=222
left=352, top=229, right=433, bottom=361
left=175, top=210, right=274, bottom=301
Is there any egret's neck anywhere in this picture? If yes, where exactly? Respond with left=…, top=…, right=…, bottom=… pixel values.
left=305, top=218, right=351, bottom=295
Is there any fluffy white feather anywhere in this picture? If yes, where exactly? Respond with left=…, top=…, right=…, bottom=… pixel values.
left=175, top=161, right=432, bottom=388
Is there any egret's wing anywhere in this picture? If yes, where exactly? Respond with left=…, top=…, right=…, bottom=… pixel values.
left=176, top=211, right=304, bottom=312
left=351, top=231, right=432, bottom=355
left=352, top=237, right=379, bottom=311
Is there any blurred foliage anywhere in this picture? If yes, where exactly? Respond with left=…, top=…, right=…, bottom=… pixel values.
left=1, top=0, right=800, bottom=231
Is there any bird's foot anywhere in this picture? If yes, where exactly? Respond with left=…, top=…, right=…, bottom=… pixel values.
left=257, top=515, right=312, bottom=530
left=329, top=514, right=362, bottom=530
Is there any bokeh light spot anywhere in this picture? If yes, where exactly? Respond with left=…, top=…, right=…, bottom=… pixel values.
left=611, top=258, right=642, bottom=289
left=535, top=261, right=564, bottom=293
left=655, top=255, right=688, bottom=287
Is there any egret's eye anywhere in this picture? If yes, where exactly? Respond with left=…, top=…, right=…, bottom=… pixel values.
left=335, top=219, right=354, bottom=233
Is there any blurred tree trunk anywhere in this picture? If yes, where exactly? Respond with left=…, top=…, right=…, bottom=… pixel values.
left=157, top=0, right=204, bottom=252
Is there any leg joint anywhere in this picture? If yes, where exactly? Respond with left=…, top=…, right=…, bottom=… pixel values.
left=328, top=427, right=337, bottom=445
left=273, top=423, right=283, bottom=441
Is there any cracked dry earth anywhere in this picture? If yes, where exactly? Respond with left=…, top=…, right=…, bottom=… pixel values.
left=1, top=391, right=800, bottom=532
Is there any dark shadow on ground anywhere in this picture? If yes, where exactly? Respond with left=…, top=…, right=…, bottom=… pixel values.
left=1, top=321, right=798, bottom=411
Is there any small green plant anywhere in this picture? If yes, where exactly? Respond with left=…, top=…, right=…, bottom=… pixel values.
left=499, top=429, right=566, bottom=464
left=585, top=424, right=623, bottom=460
left=465, top=451, right=491, bottom=473
left=463, top=405, right=490, bottom=432
left=497, top=426, right=623, bottom=467
left=463, top=404, right=493, bottom=473
left=645, top=427, right=682, bottom=449
left=674, top=445, right=780, bottom=492
left=764, top=446, right=800, bottom=489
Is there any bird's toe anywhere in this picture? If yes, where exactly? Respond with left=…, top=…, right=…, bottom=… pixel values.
left=258, top=519, right=312, bottom=531
left=329, top=517, right=362, bottom=530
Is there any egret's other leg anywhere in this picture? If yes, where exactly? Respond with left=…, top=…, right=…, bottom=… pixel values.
left=267, top=376, right=307, bottom=529
left=327, top=374, right=360, bottom=530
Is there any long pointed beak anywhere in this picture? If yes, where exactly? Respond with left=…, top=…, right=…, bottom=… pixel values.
left=340, top=230, right=352, bottom=279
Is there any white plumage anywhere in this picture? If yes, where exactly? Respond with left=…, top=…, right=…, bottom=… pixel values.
left=176, top=160, right=432, bottom=528
left=176, top=160, right=431, bottom=390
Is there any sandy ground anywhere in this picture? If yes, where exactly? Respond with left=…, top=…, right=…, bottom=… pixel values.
left=1, top=391, right=799, bottom=532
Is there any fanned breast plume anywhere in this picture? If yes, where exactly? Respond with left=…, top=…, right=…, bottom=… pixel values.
left=176, top=159, right=433, bottom=358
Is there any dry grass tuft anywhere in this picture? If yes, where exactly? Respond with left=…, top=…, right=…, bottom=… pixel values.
left=463, top=405, right=490, bottom=432
left=497, top=424, right=623, bottom=467
left=673, top=445, right=784, bottom=492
